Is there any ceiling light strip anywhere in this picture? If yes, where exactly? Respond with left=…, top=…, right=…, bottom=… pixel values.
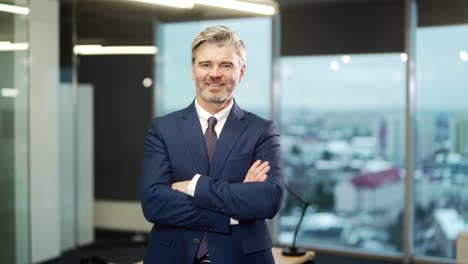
left=194, top=0, right=275, bottom=15
left=1, top=88, right=19, bottom=98
left=0, top=42, right=29, bottom=51
left=0, top=3, right=29, bottom=15
left=133, top=0, right=193, bottom=9
left=73, top=45, right=158, bottom=55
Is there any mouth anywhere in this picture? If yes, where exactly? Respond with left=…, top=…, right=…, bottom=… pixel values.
left=206, top=83, right=224, bottom=88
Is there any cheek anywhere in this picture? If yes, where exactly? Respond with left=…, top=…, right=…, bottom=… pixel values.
left=194, top=73, right=205, bottom=84
left=230, top=74, right=240, bottom=85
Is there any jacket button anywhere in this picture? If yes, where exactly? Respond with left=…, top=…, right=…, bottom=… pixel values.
left=193, top=238, right=200, bottom=245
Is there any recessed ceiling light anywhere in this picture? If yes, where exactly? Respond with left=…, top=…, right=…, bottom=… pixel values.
left=400, top=53, right=408, bottom=62
left=341, top=55, right=351, bottom=64
left=459, top=50, right=468, bottom=62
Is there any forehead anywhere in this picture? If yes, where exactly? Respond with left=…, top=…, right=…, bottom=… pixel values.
left=194, top=42, right=238, bottom=63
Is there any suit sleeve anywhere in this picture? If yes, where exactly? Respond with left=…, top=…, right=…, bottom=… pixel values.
left=140, top=118, right=230, bottom=233
left=192, top=121, right=285, bottom=221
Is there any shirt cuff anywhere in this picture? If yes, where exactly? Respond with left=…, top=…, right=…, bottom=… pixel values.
left=186, top=174, right=201, bottom=197
left=230, top=218, right=239, bottom=225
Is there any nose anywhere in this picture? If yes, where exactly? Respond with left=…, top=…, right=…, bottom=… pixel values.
left=209, top=66, right=222, bottom=78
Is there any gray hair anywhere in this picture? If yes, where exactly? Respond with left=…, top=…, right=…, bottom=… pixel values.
left=191, top=25, right=246, bottom=66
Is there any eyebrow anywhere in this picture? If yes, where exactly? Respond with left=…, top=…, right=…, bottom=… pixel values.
left=197, top=60, right=234, bottom=65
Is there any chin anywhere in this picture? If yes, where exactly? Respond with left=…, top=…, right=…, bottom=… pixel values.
left=202, top=93, right=229, bottom=104
left=200, top=89, right=228, bottom=103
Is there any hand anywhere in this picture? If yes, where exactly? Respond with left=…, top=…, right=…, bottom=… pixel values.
left=243, top=160, right=270, bottom=183
left=172, top=180, right=191, bottom=193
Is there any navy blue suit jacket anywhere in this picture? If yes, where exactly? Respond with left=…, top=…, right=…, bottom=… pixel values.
left=141, top=101, right=284, bottom=264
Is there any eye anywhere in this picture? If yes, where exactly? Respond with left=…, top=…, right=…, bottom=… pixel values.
left=200, top=63, right=211, bottom=68
left=221, top=63, right=233, bottom=69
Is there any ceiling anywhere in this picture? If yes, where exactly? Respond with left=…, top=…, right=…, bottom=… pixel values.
left=77, top=0, right=276, bottom=22
left=76, top=0, right=397, bottom=22
left=0, top=0, right=397, bottom=43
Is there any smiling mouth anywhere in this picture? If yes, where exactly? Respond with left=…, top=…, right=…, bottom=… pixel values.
left=207, top=83, right=224, bottom=88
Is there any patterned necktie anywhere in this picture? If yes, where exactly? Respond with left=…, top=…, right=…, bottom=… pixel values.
left=197, top=116, right=218, bottom=260
left=204, top=117, right=218, bottom=164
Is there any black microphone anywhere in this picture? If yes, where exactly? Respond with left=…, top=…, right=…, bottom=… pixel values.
left=282, top=183, right=312, bottom=256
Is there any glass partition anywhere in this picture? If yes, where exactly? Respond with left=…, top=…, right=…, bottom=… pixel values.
left=0, top=0, right=30, bottom=263
left=277, top=53, right=406, bottom=254
left=414, top=24, right=468, bottom=260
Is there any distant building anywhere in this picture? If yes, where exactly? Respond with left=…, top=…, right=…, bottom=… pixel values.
left=335, top=167, right=404, bottom=212
left=434, top=209, right=468, bottom=259
left=455, top=116, right=468, bottom=155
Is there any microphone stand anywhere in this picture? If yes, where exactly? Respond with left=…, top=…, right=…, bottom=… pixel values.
left=282, top=184, right=310, bottom=256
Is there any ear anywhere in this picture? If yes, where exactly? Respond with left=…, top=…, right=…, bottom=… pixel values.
left=239, top=64, right=246, bottom=82
left=191, top=65, right=195, bottom=81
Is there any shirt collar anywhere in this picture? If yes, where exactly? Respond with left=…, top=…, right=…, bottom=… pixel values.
left=195, top=98, right=233, bottom=124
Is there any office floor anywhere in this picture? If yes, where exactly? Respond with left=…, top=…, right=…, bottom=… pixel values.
left=42, top=230, right=147, bottom=264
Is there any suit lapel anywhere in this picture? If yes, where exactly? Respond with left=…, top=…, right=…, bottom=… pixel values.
left=177, top=102, right=210, bottom=176
left=210, top=102, right=247, bottom=179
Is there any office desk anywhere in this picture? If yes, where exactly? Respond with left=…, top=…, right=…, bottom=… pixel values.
left=272, top=247, right=315, bottom=264
left=134, top=247, right=314, bottom=264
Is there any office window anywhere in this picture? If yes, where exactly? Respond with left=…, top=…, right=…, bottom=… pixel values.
left=278, top=54, right=406, bottom=254
left=156, top=17, right=271, bottom=118
left=414, top=24, right=468, bottom=259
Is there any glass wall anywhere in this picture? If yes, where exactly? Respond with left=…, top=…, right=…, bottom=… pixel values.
left=0, top=0, right=30, bottom=263
left=277, top=53, right=406, bottom=254
left=156, top=17, right=272, bottom=118
left=414, top=24, right=468, bottom=260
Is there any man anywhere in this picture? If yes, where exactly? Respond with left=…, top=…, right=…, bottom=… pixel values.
left=141, top=25, right=284, bottom=264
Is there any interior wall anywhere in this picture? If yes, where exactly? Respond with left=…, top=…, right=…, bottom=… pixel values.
left=280, top=0, right=405, bottom=56
left=418, top=0, right=468, bottom=27
left=78, top=55, right=153, bottom=201
left=77, top=12, right=154, bottom=202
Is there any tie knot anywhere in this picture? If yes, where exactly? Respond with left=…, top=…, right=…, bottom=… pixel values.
left=207, top=117, right=217, bottom=128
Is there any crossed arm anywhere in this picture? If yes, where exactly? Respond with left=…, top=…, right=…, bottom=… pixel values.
left=141, top=119, right=284, bottom=232
left=172, top=159, right=271, bottom=191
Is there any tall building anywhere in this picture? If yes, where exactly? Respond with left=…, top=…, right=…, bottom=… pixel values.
left=455, top=116, right=468, bottom=155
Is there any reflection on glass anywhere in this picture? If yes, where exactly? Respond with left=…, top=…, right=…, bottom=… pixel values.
left=278, top=54, right=405, bottom=254
left=156, top=17, right=271, bottom=118
left=414, top=24, right=468, bottom=259
left=0, top=1, right=30, bottom=263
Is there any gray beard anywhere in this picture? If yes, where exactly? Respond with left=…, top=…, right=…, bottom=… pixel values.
left=200, top=89, right=231, bottom=104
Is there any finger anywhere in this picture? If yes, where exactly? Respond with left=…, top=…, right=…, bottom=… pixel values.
left=251, top=173, right=267, bottom=182
left=244, top=160, right=262, bottom=182
left=251, top=161, right=269, bottom=177
left=252, top=166, right=270, bottom=181
left=246, top=160, right=261, bottom=175
left=260, top=165, right=270, bottom=175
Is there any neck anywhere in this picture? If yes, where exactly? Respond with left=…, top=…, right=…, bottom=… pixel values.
left=198, top=97, right=232, bottom=115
